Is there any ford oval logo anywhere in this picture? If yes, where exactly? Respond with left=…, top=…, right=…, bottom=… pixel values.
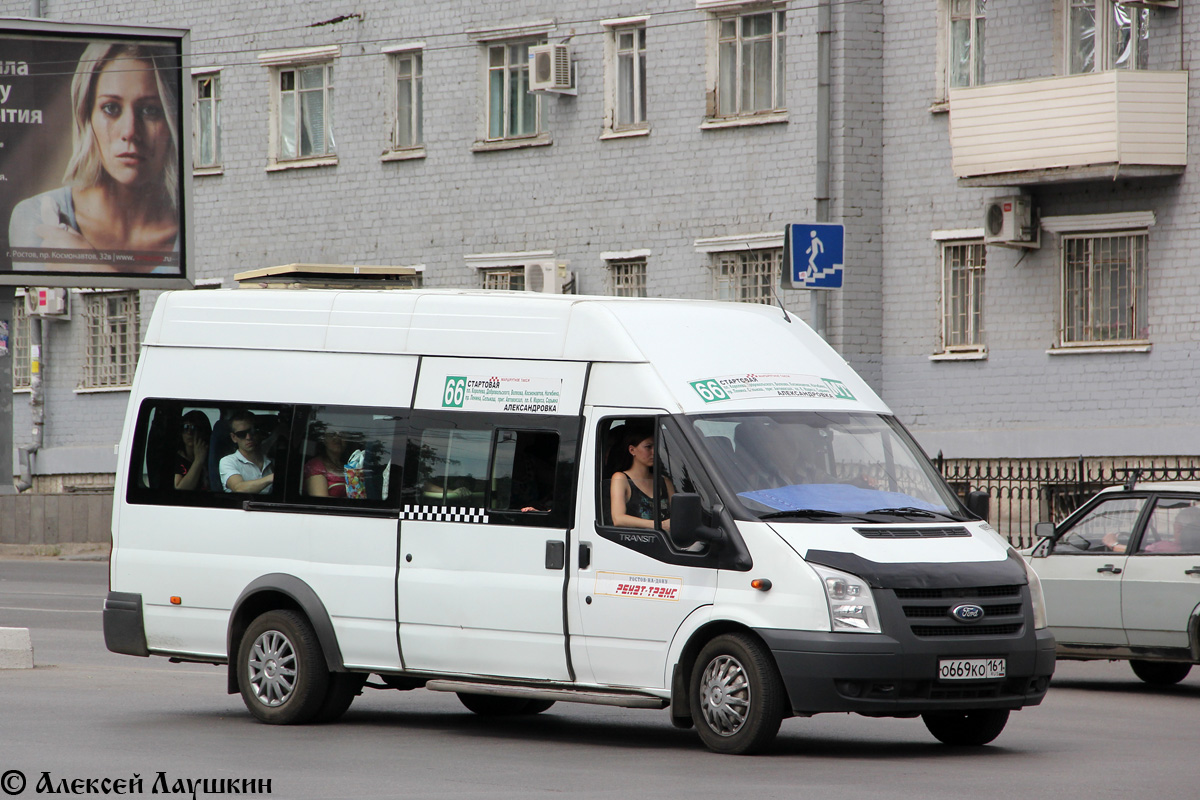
left=951, top=604, right=985, bottom=623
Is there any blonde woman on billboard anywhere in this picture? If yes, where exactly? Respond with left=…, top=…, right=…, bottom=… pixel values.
left=7, top=42, right=179, bottom=273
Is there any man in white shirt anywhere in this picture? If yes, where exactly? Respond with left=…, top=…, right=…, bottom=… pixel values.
left=219, top=410, right=275, bottom=494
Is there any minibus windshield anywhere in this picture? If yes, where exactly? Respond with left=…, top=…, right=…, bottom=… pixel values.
left=688, top=412, right=968, bottom=522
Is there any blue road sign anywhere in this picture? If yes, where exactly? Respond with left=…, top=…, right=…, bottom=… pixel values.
left=786, top=223, right=844, bottom=289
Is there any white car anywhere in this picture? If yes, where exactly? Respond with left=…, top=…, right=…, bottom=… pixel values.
left=1026, top=481, right=1200, bottom=685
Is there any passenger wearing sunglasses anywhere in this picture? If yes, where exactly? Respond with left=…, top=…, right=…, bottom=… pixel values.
left=174, top=410, right=212, bottom=490
left=219, top=409, right=275, bottom=494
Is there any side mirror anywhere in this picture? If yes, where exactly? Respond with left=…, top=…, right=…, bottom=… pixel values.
left=1031, top=521, right=1056, bottom=557
left=668, top=493, right=723, bottom=550
left=965, top=490, right=990, bottom=521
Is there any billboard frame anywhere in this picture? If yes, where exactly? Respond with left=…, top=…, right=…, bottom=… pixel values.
left=0, top=17, right=193, bottom=290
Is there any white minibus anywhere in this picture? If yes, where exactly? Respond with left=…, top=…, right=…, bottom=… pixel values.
left=104, top=289, right=1055, bottom=754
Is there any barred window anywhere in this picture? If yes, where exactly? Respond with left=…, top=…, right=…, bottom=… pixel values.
left=942, top=241, right=985, bottom=350
left=1061, top=232, right=1148, bottom=345
left=81, top=292, right=140, bottom=389
left=608, top=258, right=647, bottom=298
left=713, top=249, right=781, bottom=304
left=480, top=267, right=525, bottom=291
left=12, top=299, right=30, bottom=389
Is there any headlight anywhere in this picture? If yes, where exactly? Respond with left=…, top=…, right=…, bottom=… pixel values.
left=1018, top=551, right=1049, bottom=630
left=810, top=564, right=881, bottom=634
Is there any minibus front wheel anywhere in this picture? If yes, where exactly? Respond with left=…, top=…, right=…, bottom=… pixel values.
left=237, top=609, right=331, bottom=724
left=690, top=633, right=786, bottom=755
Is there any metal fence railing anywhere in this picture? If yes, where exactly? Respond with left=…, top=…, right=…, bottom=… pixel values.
left=936, top=455, right=1200, bottom=549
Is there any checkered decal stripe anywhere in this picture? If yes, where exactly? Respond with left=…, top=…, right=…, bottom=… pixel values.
left=400, top=505, right=490, bottom=524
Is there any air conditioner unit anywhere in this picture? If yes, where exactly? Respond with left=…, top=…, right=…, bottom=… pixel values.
left=983, top=195, right=1039, bottom=248
left=528, top=43, right=574, bottom=93
left=24, top=287, right=69, bottom=317
left=524, top=262, right=560, bottom=294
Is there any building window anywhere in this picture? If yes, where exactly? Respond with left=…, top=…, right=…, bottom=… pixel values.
left=11, top=299, right=30, bottom=390
left=194, top=73, right=221, bottom=170
left=279, top=63, right=334, bottom=160
left=487, top=41, right=542, bottom=140
left=711, top=9, right=786, bottom=119
left=81, top=292, right=140, bottom=390
left=1068, top=0, right=1148, bottom=74
left=1060, top=232, right=1148, bottom=345
left=607, top=257, right=647, bottom=297
left=942, top=241, right=986, bottom=351
left=392, top=50, right=423, bottom=150
left=604, top=22, right=647, bottom=133
left=713, top=249, right=781, bottom=304
left=480, top=267, right=526, bottom=291
left=949, top=0, right=986, bottom=88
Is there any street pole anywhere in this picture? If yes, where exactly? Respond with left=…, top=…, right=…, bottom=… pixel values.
left=812, top=0, right=832, bottom=340
left=0, top=288, right=14, bottom=494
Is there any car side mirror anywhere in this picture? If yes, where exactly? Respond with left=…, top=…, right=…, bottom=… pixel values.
left=1030, top=522, right=1056, bottom=557
left=965, top=490, right=990, bottom=522
left=669, top=493, right=723, bottom=549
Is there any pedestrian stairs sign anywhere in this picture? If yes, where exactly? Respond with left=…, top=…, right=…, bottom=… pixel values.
left=785, top=223, right=844, bottom=289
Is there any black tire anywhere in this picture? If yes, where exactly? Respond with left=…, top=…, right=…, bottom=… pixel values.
left=313, top=672, right=367, bottom=723
left=922, top=709, right=1010, bottom=746
left=1130, top=660, right=1193, bottom=686
left=237, top=610, right=331, bottom=725
left=456, top=693, right=541, bottom=716
left=522, top=699, right=556, bottom=714
left=689, top=633, right=786, bottom=755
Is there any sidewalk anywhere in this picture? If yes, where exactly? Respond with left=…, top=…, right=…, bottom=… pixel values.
left=0, top=542, right=109, bottom=561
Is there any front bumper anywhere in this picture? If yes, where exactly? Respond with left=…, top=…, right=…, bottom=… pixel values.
left=756, top=625, right=1056, bottom=716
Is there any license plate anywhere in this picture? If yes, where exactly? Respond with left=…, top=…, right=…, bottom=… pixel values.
left=938, top=658, right=1006, bottom=680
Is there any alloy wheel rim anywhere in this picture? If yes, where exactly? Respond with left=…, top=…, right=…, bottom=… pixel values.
left=247, top=629, right=297, bottom=707
left=699, top=653, right=751, bottom=736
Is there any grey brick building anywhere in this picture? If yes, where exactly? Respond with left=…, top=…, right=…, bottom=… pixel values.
left=3, top=0, right=1198, bottom=542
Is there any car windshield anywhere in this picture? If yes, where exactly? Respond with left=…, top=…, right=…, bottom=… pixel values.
left=688, top=411, right=967, bottom=522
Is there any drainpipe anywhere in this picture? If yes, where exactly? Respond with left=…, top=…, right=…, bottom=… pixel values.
left=812, top=0, right=832, bottom=340
left=15, top=317, right=45, bottom=492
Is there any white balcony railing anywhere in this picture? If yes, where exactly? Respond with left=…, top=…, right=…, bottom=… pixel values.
left=949, top=70, right=1187, bottom=185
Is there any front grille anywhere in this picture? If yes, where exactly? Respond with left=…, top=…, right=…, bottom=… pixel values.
left=890, top=584, right=1026, bottom=639
left=855, top=526, right=971, bottom=539
left=894, top=585, right=1020, bottom=600
left=911, top=623, right=1024, bottom=637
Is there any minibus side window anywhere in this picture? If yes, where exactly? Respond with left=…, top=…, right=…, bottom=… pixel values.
left=295, top=406, right=404, bottom=507
left=491, top=429, right=559, bottom=513
left=407, top=427, right=491, bottom=509
left=126, top=399, right=289, bottom=506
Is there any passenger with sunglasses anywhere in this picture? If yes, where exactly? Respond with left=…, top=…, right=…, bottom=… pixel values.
left=219, top=409, right=275, bottom=494
left=174, top=409, right=212, bottom=490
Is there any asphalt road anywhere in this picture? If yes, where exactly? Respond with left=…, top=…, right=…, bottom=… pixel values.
left=2, top=559, right=1198, bottom=800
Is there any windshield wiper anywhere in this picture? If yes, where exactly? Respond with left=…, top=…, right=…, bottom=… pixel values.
left=758, top=509, right=873, bottom=522
left=865, top=507, right=961, bottom=520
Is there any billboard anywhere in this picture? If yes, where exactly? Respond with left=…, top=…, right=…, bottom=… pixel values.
left=0, top=18, right=192, bottom=289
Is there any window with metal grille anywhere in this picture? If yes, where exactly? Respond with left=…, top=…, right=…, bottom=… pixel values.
left=608, top=258, right=647, bottom=297
left=480, top=267, right=526, bottom=291
left=11, top=300, right=30, bottom=390
left=81, top=292, right=140, bottom=389
left=1060, top=232, right=1148, bottom=345
left=713, top=249, right=781, bottom=304
left=942, top=241, right=985, bottom=350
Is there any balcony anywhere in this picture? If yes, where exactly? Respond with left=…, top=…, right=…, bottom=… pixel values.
left=948, top=70, right=1188, bottom=187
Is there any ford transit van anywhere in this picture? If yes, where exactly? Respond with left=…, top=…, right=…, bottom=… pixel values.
left=104, top=289, right=1055, bottom=754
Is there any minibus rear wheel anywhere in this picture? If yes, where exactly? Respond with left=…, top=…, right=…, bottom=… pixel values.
left=921, top=709, right=1009, bottom=746
left=1130, top=660, right=1192, bottom=686
left=690, top=633, right=786, bottom=755
left=237, top=610, right=331, bottom=724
